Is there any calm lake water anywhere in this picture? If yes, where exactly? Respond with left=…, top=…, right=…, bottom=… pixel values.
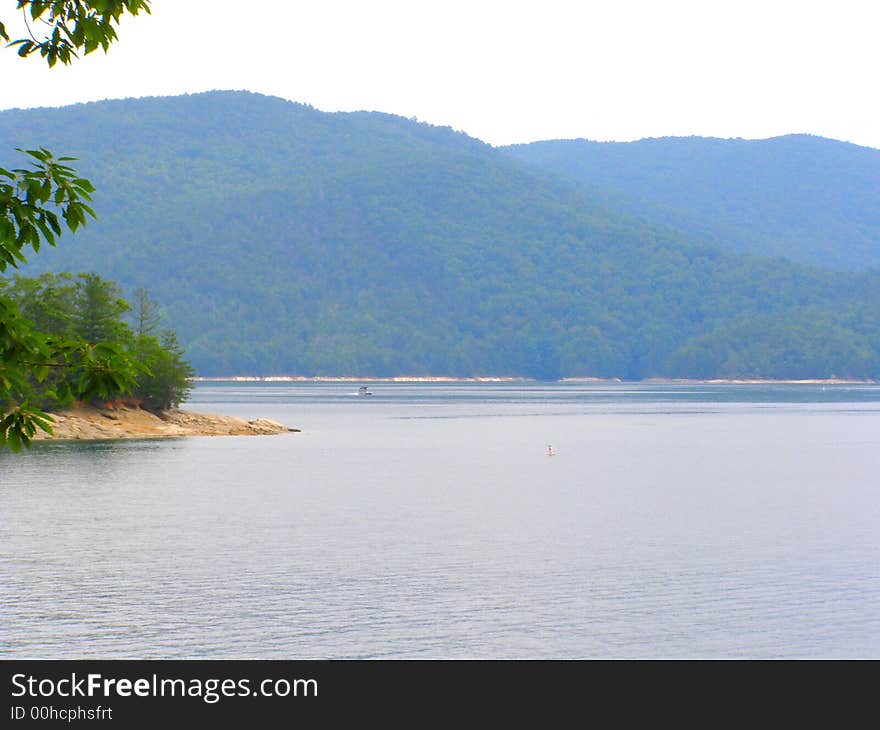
left=2, top=382, right=879, bottom=658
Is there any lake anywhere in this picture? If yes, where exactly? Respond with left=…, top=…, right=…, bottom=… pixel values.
left=2, top=382, right=879, bottom=658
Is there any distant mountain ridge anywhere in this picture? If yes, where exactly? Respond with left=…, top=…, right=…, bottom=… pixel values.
left=2, top=91, right=879, bottom=379
left=504, top=134, right=880, bottom=271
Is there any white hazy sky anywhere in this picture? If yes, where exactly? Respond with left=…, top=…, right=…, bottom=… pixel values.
left=1, top=0, right=879, bottom=148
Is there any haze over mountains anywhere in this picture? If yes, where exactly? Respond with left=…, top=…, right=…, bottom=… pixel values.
left=504, top=135, right=880, bottom=271
left=2, top=91, right=879, bottom=378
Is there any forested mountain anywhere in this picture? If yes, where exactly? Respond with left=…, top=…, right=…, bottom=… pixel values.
left=2, top=91, right=879, bottom=379
left=504, top=135, right=880, bottom=271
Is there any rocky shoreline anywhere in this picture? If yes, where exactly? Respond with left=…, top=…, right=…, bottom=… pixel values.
left=32, top=405, right=299, bottom=442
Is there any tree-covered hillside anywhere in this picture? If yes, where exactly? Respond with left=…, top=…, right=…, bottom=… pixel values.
left=2, top=91, right=879, bottom=379
left=504, top=135, right=880, bottom=271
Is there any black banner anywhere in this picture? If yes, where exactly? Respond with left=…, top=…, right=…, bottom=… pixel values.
left=0, top=659, right=867, bottom=724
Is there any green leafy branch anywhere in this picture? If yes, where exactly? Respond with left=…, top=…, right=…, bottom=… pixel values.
left=1, top=1, right=151, bottom=67
left=1, top=294, right=144, bottom=450
left=0, top=147, right=95, bottom=270
left=2, top=0, right=168, bottom=451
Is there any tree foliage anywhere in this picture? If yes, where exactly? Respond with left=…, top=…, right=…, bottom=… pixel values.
left=131, top=328, right=193, bottom=411
left=0, top=149, right=140, bottom=448
left=7, top=91, right=879, bottom=381
left=505, top=135, right=880, bottom=271
left=132, top=286, right=161, bottom=338
left=1, top=1, right=150, bottom=67
left=2, top=272, right=193, bottom=418
left=0, top=279, right=142, bottom=449
left=1, top=0, right=152, bottom=449
left=0, top=147, right=95, bottom=269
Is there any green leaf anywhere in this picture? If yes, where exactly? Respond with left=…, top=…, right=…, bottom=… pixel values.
left=6, top=427, right=22, bottom=452
left=34, top=364, right=50, bottom=382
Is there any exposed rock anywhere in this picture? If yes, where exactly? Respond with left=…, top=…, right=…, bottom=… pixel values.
left=32, top=405, right=297, bottom=441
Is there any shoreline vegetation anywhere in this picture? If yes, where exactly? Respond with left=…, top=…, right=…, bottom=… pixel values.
left=192, top=376, right=879, bottom=385
left=32, top=404, right=298, bottom=442
left=1, top=272, right=198, bottom=451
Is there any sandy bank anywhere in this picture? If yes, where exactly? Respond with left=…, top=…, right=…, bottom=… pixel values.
left=636, top=378, right=878, bottom=385
left=32, top=405, right=299, bottom=441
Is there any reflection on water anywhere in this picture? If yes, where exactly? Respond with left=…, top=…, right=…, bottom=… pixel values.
left=2, top=383, right=879, bottom=658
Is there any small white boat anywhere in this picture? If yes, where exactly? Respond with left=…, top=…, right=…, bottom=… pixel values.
left=358, top=386, right=373, bottom=396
